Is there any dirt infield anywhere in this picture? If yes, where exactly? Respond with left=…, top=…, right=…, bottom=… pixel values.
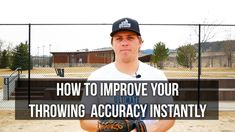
left=0, top=110, right=235, bottom=132
left=0, top=110, right=85, bottom=132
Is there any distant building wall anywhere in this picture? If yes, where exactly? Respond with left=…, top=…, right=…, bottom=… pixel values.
left=53, top=54, right=68, bottom=63
left=51, top=50, right=114, bottom=67
left=139, top=51, right=235, bottom=68
left=165, top=52, right=235, bottom=68
left=87, top=51, right=113, bottom=64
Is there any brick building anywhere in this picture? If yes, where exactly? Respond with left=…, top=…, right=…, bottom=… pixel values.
left=51, top=49, right=114, bottom=67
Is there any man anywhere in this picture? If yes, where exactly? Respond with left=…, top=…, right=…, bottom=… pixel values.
left=80, top=18, right=175, bottom=132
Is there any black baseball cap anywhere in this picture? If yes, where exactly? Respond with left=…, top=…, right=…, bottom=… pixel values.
left=110, top=17, right=141, bottom=37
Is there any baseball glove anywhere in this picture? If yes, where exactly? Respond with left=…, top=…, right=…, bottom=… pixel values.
left=98, top=119, right=147, bottom=132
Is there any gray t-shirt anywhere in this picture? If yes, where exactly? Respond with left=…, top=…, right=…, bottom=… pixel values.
left=82, top=61, right=173, bottom=123
left=88, top=61, right=167, bottom=81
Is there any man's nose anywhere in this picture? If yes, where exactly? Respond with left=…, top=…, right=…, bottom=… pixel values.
left=120, top=39, right=128, bottom=46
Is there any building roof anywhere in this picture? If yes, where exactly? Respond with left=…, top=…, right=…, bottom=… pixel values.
left=50, top=49, right=113, bottom=54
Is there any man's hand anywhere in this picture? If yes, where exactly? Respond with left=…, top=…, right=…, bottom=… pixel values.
left=98, top=119, right=147, bottom=132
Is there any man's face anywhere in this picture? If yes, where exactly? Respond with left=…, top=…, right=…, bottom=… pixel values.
left=112, top=31, right=142, bottom=63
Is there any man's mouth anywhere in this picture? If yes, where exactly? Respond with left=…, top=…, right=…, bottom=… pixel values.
left=120, top=49, right=131, bottom=52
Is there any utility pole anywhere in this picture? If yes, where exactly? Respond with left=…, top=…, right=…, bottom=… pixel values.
left=43, top=45, right=45, bottom=67
left=49, top=44, right=51, bottom=54
left=49, top=44, right=52, bottom=67
left=37, top=46, right=40, bottom=67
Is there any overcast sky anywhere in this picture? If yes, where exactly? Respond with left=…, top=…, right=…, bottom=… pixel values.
left=0, top=0, right=235, bottom=55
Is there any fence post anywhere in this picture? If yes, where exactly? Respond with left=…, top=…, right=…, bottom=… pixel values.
left=198, top=24, right=201, bottom=107
left=28, top=24, right=31, bottom=106
left=17, top=68, right=22, bottom=88
left=3, top=77, right=10, bottom=100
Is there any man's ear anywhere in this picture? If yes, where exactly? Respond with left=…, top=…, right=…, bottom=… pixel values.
left=111, top=42, right=115, bottom=51
left=139, top=38, right=143, bottom=47
left=138, top=36, right=144, bottom=44
left=110, top=38, right=113, bottom=46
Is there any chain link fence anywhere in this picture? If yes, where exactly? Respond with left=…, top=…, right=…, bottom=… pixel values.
left=0, top=23, right=235, bottom=109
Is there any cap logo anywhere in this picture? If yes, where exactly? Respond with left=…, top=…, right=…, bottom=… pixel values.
left=119, top=19, right=131, bottom=29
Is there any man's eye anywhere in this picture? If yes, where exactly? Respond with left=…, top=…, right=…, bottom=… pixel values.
left=127, top=37, right=133, bottom=40
left=116, top=38, right=122, bottom=41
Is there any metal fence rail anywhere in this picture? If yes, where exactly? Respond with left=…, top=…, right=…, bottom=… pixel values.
left=3, top=68, right=22, bottom=100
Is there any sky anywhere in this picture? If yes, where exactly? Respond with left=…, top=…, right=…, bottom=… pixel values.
left=0, top=0, right=235, bottom=56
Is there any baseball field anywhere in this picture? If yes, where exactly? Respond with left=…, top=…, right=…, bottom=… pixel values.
left=1, top=66, right=235, bottom=131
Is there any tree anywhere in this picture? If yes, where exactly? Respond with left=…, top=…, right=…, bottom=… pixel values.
left=176, top=44, right=196, bottom=70
left=10, top=42, right=32, bottom=70
left=0, top=40, right=3, bottom=67
left=223, top=40, right=234, bottom=68
left=191, top=19, right=219, bottom=69
left=48, top=56, right=53, bottom=67
left=151, top=42, right=169, bottom=69
left=0, top=40, right=15, bottom=68
left=192, top=19, right=218, bottom=51
left=6, top=42, right=13, bottom=67
left=0, top=50, right=9, bottom=68
left=0, top=40, right=3, bottom=51
left=223, top=29, right=234, bottom=68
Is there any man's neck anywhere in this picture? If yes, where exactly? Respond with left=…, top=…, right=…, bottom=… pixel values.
left=114, top=60, right=139, bottom=75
